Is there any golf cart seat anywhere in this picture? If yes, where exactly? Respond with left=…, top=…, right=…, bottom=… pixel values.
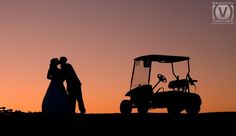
left=168, top=79, right=189, bottom=92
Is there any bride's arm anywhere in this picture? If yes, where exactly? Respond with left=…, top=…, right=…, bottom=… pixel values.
left=47, top=67, right=53, bottom=80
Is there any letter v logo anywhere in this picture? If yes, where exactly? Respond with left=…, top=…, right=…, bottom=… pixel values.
left=218, top=6, right=228, bottom=18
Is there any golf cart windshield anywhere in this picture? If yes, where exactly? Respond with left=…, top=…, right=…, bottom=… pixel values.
left=130, top=54, right=190, bottom=90
left=130, top=60, right=151, bottom=89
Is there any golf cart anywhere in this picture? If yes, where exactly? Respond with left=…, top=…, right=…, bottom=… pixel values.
left=120, top=54, right=201, bottom=115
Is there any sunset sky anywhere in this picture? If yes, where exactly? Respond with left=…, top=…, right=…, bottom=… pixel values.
left=0, top=0, right=235, bottom=113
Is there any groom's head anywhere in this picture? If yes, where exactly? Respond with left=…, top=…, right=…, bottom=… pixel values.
left=59, top=56, right=67, bottom=65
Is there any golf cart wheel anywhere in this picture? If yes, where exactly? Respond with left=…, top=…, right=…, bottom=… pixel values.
left=120, top=100, right=132, bottom=115
left=137, top=105, right=148, bottom=115
left=186, top=105, right=200, bottom=116
left=167, top=105, right=181, bottom=116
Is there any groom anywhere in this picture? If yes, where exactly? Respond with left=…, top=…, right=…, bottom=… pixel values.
left=59, top=56, right=86, bottom=114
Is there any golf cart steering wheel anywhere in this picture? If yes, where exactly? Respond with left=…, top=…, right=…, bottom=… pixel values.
left=157, top=74, right=167, bottom=83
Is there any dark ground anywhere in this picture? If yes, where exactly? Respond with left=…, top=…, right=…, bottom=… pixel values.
left=0, top=112, right=235, bottom=134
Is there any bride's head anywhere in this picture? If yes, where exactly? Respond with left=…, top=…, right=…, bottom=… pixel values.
left=50, top=58, right=59, bottom=66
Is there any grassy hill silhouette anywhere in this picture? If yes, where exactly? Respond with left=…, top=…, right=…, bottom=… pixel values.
left=0, top=112, right=235, bottom=134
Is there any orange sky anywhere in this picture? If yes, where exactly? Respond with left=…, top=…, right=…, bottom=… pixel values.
left=0, top=0, right=235, bottom=113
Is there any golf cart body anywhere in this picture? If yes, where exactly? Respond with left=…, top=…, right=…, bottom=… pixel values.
left=120, top=54, right=201, bottom=115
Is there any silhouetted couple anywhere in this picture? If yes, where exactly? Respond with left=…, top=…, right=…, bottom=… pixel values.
left=42, top=56, right=86, bottom=115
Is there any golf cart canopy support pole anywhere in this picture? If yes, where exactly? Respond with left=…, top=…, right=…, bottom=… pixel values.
left=130, top=61, right=136, bottom=90
left=171, top=63, right=177, bottom=79
left=148, top=61, right=152, bottom=84
left=187, top=60, right=190, bottom=75
left=171, top=60, right=191, bottom=79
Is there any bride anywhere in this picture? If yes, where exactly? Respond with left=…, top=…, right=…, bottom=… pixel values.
left=42, top=58, right=69, bottom=114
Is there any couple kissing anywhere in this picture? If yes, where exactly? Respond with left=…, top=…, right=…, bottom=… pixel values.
left=42, top=56, right=86, bottom=115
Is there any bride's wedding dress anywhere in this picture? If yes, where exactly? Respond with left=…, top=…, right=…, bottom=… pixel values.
left=42, top=63, right=69, bottom=114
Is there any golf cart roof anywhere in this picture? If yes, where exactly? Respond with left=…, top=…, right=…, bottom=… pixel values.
left=134, top=54, right=190, bottom=63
